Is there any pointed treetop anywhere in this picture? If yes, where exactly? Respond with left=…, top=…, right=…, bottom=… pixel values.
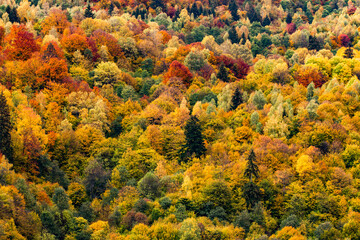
left=244, top=149, right=259, bottom=182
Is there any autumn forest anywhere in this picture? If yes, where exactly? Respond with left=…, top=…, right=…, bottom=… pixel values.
left=0, top=0, right=360, bottom=239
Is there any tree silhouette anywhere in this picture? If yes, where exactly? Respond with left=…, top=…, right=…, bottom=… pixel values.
left=230, top=87, right=243, bottom=110
left=0, top=92, right=13, bottom=162
left=286, top=12, right=292, bottom=24
left=217, top=62, right=229, bottom=82
left=262, top=16, right=271, bottom=26
left=247, top=4, right=260, bottom=23
left=244, top=149, right=259, bottom=182
left=229, top=0, right=239, bottom=21
left=85, top=3, right=94, bottom=18
left=228, top=26, right=239, bottom=44
left=108, top=2, right=114, bottom=16
left=180, top=116, right=206, bottom=163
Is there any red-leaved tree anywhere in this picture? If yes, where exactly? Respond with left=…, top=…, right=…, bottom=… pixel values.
left=163, top=60, right=193, bottom=87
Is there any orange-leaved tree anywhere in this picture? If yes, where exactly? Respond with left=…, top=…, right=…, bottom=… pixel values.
left=294, top=64, right=327, bottom=88
left=4, top=25, right=39, bottom=61
left=61, top=33, right=89, bottom=53
left=41, top=9, right=70, bottom=35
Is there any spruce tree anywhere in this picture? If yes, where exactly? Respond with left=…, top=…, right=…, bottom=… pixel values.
left=242, top=181, right=262, bottom=208
left=9, top=7, right=20, bottom=23
left=309, top=35, right=320, bottom=51
left=190, top=3, right=199, bottom=18
left=244, top=149, right=259, bottom=182
left=108, top=2, right=114, bottom=16
left=229, top=0, right=239, bottom=21
left=286, top=12, right=292, bottom=24
left=262, top=15, right=271, bottom=26
left=0, top=92, right=13, bottom=162
left=85, top=4, right=94, bottom=18
left=228, top=26, right=239, bottom=44
left=240, top=32, right=247, bottom=44
left=247, top=4, right=259, bottom=23
left=150, top=0, right=165, bottom=11
left=180, top=116, right=206, bottom=162
left=217, top=62, right=229, bottom=82
left=198, top=4, right=203, bottom=16
left=230, top=87, right=243, bottom=110
left=173, top=9, right=180, bottom=21
left=242, top=150, right=261, bottom=208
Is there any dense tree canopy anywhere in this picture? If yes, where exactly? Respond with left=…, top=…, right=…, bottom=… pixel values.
left=0, top=0, right=360, bottom=239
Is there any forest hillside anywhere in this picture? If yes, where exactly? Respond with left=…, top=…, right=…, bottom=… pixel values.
left=1, top=0, right=360, bottom=239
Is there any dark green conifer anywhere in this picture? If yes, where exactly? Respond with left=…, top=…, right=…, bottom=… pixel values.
left=309, top=35, right=320, bottom=51
left=244, top=149, right=259, bottom=182
left=286, top=12, right=292, bottom=24
left=229, top=0, right=239, bottom=21
left=190, top=3, right=199, bottom=18
left=180, top=116, right=206, bottom=163
left=9, top=7, right=20, bottom=23
left=0, top=92, right=13, bottom=162
left=240, top=32, right=247, bottom=44
left=108, top=2, right=114, bottom=16
left=228, top=26, right=239, bottom=44
left=230, top=87, right=243, bottom=111
left=247, top=4, right=259, bottom=23
left=85, top=3, right=94, bottom=18
left=262, top=15, right=271, bottom=26
left=242, top=181, right=262, bottom=208
left=217, top=62, right=229, bottom=82
left=150, top=0, right=165, bottom=10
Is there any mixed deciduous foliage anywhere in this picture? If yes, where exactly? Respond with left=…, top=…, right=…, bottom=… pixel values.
left=1, top=0, right=360, bottom=239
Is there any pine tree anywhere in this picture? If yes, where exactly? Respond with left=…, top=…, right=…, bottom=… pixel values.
left=9, top=7, right=20, bottom=23
left=150, top=0, right=165, bottom=10
left=240, top=32, right=247, bottom=44
left=286, top=12, right=292, bottom=24
left=244, top=149, right=259, bottom=182
left=108, top=2, right=114, bottom=16
left=217, top=62, right=229, bottom=82
left=173, top=9, right=180, bottom=21
left=180, top=116, right=206, bottom=163
left=85, top=3, right=94, bottom=18
left=242, top=181, right=262, bottom=208
left=228, top=26, right=239, bottom=44
left=0, top=92, right=13, bottom=162
left=309, top=35, right=320, bottom=51
left=247, top=4, right=259, bottom=23
left=229, top=0, right=239, bottom=21
left=344, top=46, right=354, bottom=59
left=262, top=15, right=271, bottom=26
left=199, top=4, right=203, bottom=16
left=230, top=87, right=243, bottom=110
left=190, top=3, right=199, bottom=18
left=242, top=149, right=261, bottom=208
left=5, top=5, right=11, bottom=15
left=133, top=7, right=140, bottom=18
